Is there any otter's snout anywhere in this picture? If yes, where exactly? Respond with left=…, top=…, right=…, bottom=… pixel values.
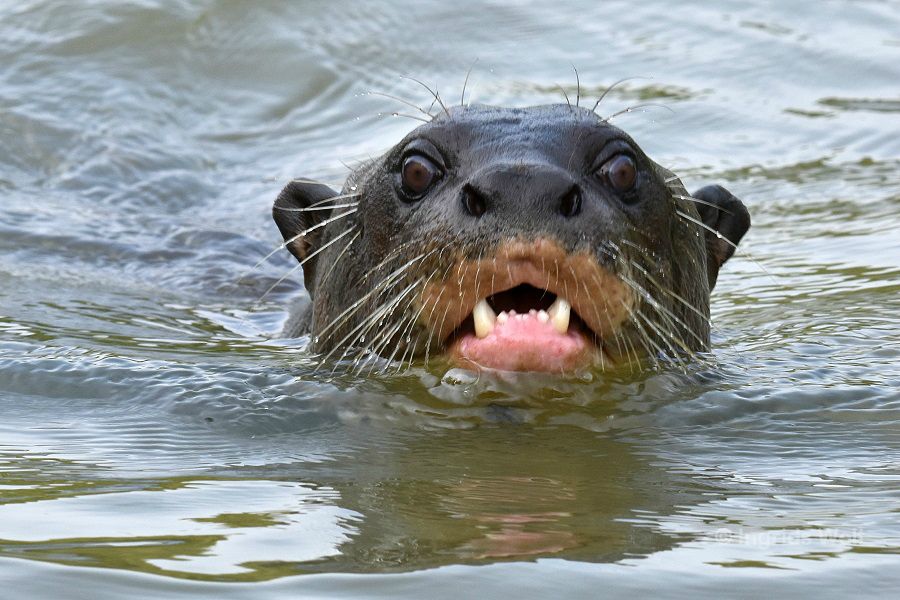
left=461, top=164, right=583, bottom=220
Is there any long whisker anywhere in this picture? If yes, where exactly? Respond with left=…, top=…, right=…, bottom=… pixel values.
left=605, top=309, right=638, bottom=373
left=620, top=250, right=710, bottom=327
left=384, top=112, right=431, bottom=123
left=315, top=247, right=429, bottom=343
left=238, top=208, right=358, bottom=284
left=318, top=230, right=361, bottom=289
left=329, top=279, right=413, bottom=372
left=256, top=227, right=357, bottom=304
left=588, top=271, right=629, bottom=364
left=401, top=75, right=451, bottom=118
left=347, top=291, right=412, bottom=375
left=396, top=305, right=429, bottom=373
left=577, top=274, right=610, bottom=371
left=590, top=76, right=650, bottom=113
left=422, top=282, right=447, bottom=369
left=367, top=90, right=434, bottom=118
left=273, top=201, right=359, bottom=213
left=374, top=290, right=429, bottom=374
left=461, top=59, right=479, bottom=107
left=361, top=239, right=424, bottom=284
left=279, top=208, right=359, bottom=250
left=612, top=254, right=697, bottom=371
left=556, top=83, right=571, bottom=107
left=333, top=275, right=426, bottom=373
left=356, top=301, right=412, bottom=375
left=633, top=308, right=689, bottom=372
left=603, top=102, right=675, bottom=123
left=310, top=251, right=411, bottom=347
left=399, top=331, right=423, bottom=374
left=618, top=299, right=664, bottom=369
left=668, top=191, right=734, bottom=214
left=674, top=209, right=776, bottom=284
left=419, top=258, right=458, bottom=369
left=621, top=245, right=726, bottom=366
left=596, top=259, right=649, bottom=371
left=360, top=276, right=428, bottom=369
left=298, top=191, right=361, bottom=207
left=287, top=177, right=346, bottom=189
left=619, top=273, right=697, bottom=351
left=619, top=244, right=733, bottom=368
left=674, top=209, right=737, bottom=249
left=573, top=65, right=581, bottom=107
left=316, top=247, right=441, bottom=369
left=617, top=237, right=712, bottom=332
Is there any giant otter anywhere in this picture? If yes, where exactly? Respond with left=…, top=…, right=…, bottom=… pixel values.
left=272, top=103, right=750, bottom=374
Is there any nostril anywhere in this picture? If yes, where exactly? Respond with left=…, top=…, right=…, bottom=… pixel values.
left=559, top=185, right=582, bottom=218
left=462, top=184, right=488, bottom=217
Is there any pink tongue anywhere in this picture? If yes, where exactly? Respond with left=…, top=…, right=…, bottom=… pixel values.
left=451, top=312, right=591, bottom=372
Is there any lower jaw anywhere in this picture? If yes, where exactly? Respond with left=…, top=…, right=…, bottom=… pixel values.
left=445, top=333, right=602, bottom=374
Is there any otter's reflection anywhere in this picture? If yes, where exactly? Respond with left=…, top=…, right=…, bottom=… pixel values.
left=449, top=477, right=577, bottom=559
left=325, top=421, right=704, bottom=570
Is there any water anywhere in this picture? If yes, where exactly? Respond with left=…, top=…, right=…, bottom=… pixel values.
left=1, top=1, right=899, bottom=597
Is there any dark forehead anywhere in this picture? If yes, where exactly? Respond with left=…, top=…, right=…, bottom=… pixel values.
left=401, top=103, right=631, bottom=155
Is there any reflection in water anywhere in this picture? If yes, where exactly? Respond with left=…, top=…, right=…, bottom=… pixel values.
left=0, top=428, right=697, bottom=579
left=329, top=426, right=694, bottom=570
left=3, top=388, right=899, bottom=582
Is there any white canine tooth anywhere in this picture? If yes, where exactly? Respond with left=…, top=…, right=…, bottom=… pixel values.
left=537, top=310, right=549, bottom=324
left=547, top=297, right=571, bottom=334
left=473, top=298, right=496, bottom=339
left=496, top=312, right=509, bottom=324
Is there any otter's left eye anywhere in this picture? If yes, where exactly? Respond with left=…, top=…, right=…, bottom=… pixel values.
left=401, top=155, right=440, bottom=198
left=600, top=154, right=637, bottom=193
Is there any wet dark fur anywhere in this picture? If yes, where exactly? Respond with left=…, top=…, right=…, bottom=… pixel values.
left=272, top=104, right=750, bottom=370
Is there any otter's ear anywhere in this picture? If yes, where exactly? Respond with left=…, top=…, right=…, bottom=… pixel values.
left=273, top=179, right=340, bottom=294
left=691, top=185, right=751, bottom=290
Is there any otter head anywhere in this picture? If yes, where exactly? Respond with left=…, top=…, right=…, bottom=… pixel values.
left=273, top=104, right=750, bottom=374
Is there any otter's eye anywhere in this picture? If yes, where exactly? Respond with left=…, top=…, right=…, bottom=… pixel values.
left=401, top=155, right=440, bottom=198
left=600, top=154, right=637, bottom=193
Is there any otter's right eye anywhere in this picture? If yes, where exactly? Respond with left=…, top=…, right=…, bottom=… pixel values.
left=600, top=154, right=637, bottom=193
left=401, top=155, right=440, bottom=198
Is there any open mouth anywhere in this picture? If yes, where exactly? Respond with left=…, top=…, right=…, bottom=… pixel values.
left=417, top=239, right=634, bottom=374
left=446, top=284, right=597, bottom=372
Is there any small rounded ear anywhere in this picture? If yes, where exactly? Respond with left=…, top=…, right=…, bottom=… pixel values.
left=691, top=185, right=751, bottom=290
left=272, top=179, right=339, bottom=294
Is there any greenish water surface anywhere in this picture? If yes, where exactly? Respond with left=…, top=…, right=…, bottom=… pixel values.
left=1, top=1, right=899, bottom=598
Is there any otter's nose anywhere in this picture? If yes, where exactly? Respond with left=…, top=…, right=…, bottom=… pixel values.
left=461, top=164, right=582, bottom=219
